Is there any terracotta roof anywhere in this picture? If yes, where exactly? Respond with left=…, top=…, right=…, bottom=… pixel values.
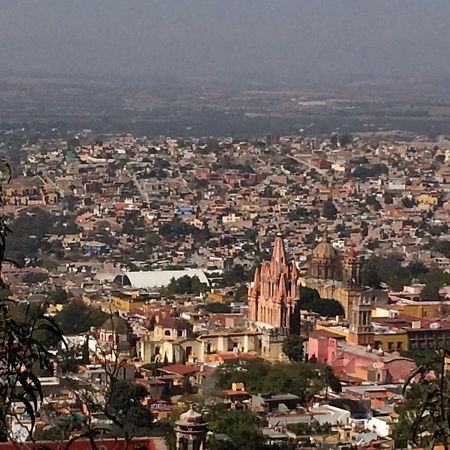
left=160, top=364, right=200, bottom=376
left=219, top=352, right=257, bottom=361
left=0, top=438, right=160, bottom=450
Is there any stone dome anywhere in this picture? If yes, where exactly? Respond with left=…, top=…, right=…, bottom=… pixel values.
left=313, top=241, right=337, bottom=259
left=101, top=315, right=131, bottom=333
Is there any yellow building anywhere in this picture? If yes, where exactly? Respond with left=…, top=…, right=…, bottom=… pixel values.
left=415, top=193, right=439, bottom=209
left=373, top=332, right=409, bottom=352
left=111, top=291, right=148, bottom=313
left=207, top=291, right=232, bottom=304
left=393, top=301, right=449, bottom=319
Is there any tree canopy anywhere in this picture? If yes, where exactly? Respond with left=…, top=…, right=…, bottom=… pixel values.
left=208, top=405, right=267, bottom=450
left=164, top=275, right=208, bottom=296
left=322, top=199, right=338, bottom=220
left=205, top=302, right=231, bottom=314
left=361, top=255, right=450, bottom=293
left=221, top=265, right=250, bottom=287
left=106, top=380, right=153, bottom=438
left=395, top=350, right=450, bottom=449
left=54, top=300, right=109, bottom=334
left=282, top=334, right=304, bottom=362
left=216, top=359, right=333, bottom=402
left=299, top=287, right=344, bottom=317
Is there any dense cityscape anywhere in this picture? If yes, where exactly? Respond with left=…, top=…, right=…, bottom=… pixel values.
left=3, top=2, right=450, bottom=450
left=1, top=127, right=450, bottom=449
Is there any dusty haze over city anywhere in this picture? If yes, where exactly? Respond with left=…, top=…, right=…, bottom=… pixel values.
left=1, top=0, right=450, bottom=84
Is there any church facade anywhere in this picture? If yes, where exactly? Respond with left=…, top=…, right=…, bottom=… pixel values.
left=300, top=239, right=388, bottom=321
left=248, top=233, right=300, bottom=331
left=248, top=233, right=387, bottom=349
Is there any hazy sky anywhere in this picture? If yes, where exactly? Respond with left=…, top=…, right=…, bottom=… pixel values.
left=1, top=0, right=450, bottom=83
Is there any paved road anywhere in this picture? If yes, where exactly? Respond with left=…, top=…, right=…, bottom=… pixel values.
left=131, top=174, right=150, bottom=203
left=289, top=153, right=328, bottom=176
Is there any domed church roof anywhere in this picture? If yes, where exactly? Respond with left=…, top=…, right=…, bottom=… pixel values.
left=312, top=240, right=337, bottom=259
left=101, top=314, right=131, bottom=333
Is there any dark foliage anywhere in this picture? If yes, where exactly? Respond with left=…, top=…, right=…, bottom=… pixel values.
left=165, top=275, right=208, bottom=296
left=216, top=359, right=329, bottom=402
left=54, top=299, right=109, bottom=334
left=395, top=349, right=450, bottom=449
left=105, top=380, right=153, bottom=438
left=322, top=199, right=338, bottom=220
left=159, top=217, right=210, bottom=243
left=299, top=287, right=344, bottom=317
left=221, top=265, right=250, bottom=287
left=282, top=334, right=305, bottom=362
left=351, top=163, right=388, bottom=180
left=205, top=302, right=231, bottom=314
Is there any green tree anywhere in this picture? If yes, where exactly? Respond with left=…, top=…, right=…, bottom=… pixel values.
left=384, top=192, right=394, bottom=204
left=234, top=284, right=248, bottom=302
left=338, top=133, right=353, bottom=147
left=208, top=406, right=266, bottom=450
left=330, top=135, right=338, bottom=148
left=0, top=175, right=64, bottom=440
left=366, top=194, right=382, bottom=211
left=322, top=199, right=338, bottom=220
left=282, top=334, right=304, bottom=362
left=395, top=350, right=450, bottom=449
left=216, top=359, right=327, bottom=402
left=300, top=286, right=321, bottom=303
left=288, top=207, right=309, bottom=221
left=402, top=196, right=416, bottom=208
left=55, top=300, right=109, bottom=334
left=205, top=302, right=231, bottom=313
left=47, top=286, right=68, bottom=304
left=165, top=275, right=207, bottom=296
left=420, top=283, right=441, bottom=301
left=434, top=240, right=450, bottom=258
left=322, top=365, right=342, bottom=394
left=105, top=380, right=153, bottom=439
left=222, top=265, right=249, bottom=286
left=23, top=272, right=49, bottom=284
left=301, top=298, right=344, bottom=317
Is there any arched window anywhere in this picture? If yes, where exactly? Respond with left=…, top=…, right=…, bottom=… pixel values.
left=165, top=330, right=171, bottom=337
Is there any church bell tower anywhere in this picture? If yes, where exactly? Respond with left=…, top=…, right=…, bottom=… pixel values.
left=348, top=293, right=374, bottom=346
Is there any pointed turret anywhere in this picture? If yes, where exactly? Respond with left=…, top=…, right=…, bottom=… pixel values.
left=275, top=273, right=287, bottom=303
left=252, top=267, right=261, bottom=289
left=291, top=262, right=298, bottom=279
left=271, top=232, right=287, bottom=277
left=290, top=263, right=299, bottom=299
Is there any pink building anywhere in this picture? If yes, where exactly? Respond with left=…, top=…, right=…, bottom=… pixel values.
left=308, top=332, right=416, bottom=384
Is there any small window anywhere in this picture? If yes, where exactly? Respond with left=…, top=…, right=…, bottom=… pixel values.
left=165, top=330, right=171, bottom=337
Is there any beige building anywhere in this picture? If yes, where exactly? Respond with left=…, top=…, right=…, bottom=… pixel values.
left=299, top=239, right=388, bottom=319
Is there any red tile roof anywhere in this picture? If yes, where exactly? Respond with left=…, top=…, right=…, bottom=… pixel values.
left=0, top=438, right=160, bottom=450
left=219, top=352, right=257, bottom=362
left=160, top=364, right=200, bottom=376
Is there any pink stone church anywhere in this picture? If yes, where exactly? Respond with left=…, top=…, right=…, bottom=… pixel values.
left=247, top=232, right=416, bottom=384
